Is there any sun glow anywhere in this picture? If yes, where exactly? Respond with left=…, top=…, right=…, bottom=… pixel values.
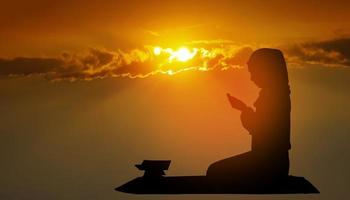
left=171, top=47, right=196, bottom=62
left=147, top=44, right=245, bottom=78
left=153, top=47, right=162, bottom=55
left=153, top=46, right=196, bottom=62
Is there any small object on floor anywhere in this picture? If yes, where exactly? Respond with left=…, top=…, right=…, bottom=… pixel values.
left=135, top=160, right=171, bottom=178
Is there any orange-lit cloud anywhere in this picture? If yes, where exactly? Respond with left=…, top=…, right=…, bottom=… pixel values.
left=0, top=43, right=253, bottom=81
left=1, top=38, right=350, bottom=81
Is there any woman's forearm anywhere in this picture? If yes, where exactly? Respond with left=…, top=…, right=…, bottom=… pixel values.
left=240, top=108, right=256, bottom=133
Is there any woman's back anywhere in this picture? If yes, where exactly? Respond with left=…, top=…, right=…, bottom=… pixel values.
left=251, top=88, right=291, bottom=153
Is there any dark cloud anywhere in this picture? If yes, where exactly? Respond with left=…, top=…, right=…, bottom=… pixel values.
left=0, top=48, right=155, bottom=80
left=0, top=57, right=63, bottom=76
left=283, top=38, right=350, bottom=67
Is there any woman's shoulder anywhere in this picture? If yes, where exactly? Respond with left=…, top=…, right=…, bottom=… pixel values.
left=254, top=89, right=290, bottom=108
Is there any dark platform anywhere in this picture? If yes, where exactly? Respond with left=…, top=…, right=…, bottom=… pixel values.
left=116, top=175, right=319, bottom=194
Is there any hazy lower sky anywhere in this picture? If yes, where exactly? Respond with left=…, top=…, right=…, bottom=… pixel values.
left=1, top=1, right=350, bottom=200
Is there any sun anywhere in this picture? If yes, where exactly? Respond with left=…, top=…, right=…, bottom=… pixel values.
left=153, top=47, right=162, bottom=55
left=174, top=47, right=195, bottom=62
left=153, top=46, right=196, bottom=62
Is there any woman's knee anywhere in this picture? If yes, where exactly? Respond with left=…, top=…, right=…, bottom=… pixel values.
left=206, top=161, right=221, bottom=176
left=206, top=152, right=252, bottom=176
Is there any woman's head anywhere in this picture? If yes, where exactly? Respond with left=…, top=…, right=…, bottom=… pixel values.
left=247, top=48, right=290, bottom=90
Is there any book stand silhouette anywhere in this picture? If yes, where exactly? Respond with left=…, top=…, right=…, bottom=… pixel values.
left=116, top=160, right=319, bottom=194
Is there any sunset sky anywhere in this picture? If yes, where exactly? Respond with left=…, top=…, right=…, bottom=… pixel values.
left=1, top=0, right=350, bottom=199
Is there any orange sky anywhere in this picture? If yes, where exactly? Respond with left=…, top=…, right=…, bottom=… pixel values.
left=1, top=0, right=350, bottom=81
left=1, top=0, right=350, bottom=57
left=1, top=1, right=350, bottom=200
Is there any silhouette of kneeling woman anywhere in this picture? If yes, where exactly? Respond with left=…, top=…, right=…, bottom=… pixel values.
left=117, top=48, right=320, bottom=194
left=207, top=48, right=291, bottom=185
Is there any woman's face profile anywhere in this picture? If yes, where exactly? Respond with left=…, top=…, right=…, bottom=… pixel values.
left=248, top=63, right=264, bottom=88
